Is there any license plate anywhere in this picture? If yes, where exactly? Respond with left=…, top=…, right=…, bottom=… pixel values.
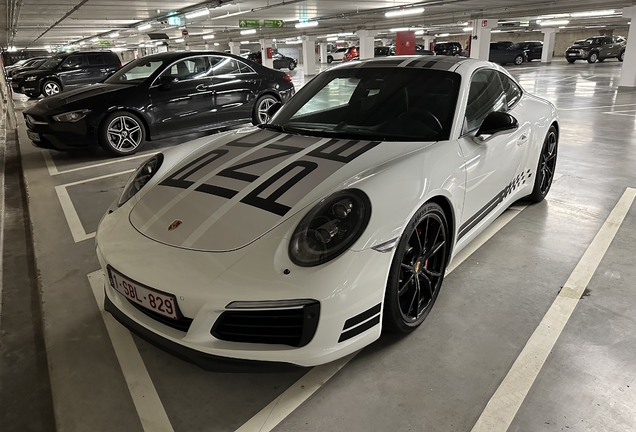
left=108, top=268, right=179, bottom=320
left=26, top=130, right=40, bottom=142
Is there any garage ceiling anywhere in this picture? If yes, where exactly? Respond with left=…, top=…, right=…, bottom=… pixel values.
left=3, top=0, right=634, bottom=51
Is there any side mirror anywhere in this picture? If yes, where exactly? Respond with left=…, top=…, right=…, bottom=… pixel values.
left=476, top=112, right=518, bottom=138
left=266, top=101, right=282, bottom=119
left=160, top=75, right=175, bottom=90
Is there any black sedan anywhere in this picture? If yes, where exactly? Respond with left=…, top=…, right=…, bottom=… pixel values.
left=489, top=42, right=527, bottom=65
left=246, top=52, right=297, bottom=70
left=23, top=51, right=295, bottom=156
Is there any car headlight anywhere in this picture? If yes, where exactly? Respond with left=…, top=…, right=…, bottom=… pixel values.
left=118, top=154, right=164, bottom=207
left=289, top=189, right=371, bottom=267
left=52, top=109, right=91, bottom=123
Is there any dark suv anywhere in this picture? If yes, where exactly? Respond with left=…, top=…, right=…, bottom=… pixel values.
left=565, top=36, right=626, bottom=63
left=12, top=51, right=121, bottom=97
left=434, top=42, right=462, bottom=56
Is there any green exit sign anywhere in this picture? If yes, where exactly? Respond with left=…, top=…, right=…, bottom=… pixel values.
left=263, top=19, right=284, bottom=28
left=167, top=16, right=181, bottom=26
left=238, top=19, right=260, bottom=28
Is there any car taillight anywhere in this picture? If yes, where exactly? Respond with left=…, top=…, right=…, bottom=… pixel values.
left=283, top=75, right=292, bottom=82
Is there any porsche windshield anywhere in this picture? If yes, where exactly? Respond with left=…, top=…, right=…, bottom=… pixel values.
left=268, top=67, right=461, bottom=141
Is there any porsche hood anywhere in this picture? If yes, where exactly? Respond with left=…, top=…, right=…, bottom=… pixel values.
left=130, top=129, right=422, bottom=252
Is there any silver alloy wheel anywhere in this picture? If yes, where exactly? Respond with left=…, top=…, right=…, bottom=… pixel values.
left=589, top=52, right=598, bottom=63
left=257, top=97, right=277, bottom=124
left=43, top=81, right=60, bottom=96
left=514, top=55, right=524, bottom=65
left=106, top=115, right=143, bottom=153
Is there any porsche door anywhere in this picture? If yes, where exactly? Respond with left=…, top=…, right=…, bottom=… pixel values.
left=457, top=69, right=529, bottom=240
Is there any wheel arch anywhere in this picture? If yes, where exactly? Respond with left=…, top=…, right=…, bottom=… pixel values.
left=427, top=195, right=456, bottom=259
left=256, top=89, right=282, bottom=103
left=99, top=108, right=152, bottom=141
left=40, top=76, right=62, bottom=93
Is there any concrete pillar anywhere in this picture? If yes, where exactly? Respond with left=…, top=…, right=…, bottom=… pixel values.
left=541, top=28, right=559, bottom=63
left=319, top=42, right=329, bottom=64
left=422, top=35, right=435, bottom=51
left=470, top=19, right=497, bottom=61
left=619, top=6, right=636, bottom=88
left=228, top=41, right=240, bottom=55
left=302, top=35, right=316, bottom=76
left=260, top=38, right=274, bottom=69
left=358, top=30, right=378, bottom=60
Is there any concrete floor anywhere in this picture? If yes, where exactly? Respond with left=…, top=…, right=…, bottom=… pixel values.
left=2, top=58, right=636, bottom=432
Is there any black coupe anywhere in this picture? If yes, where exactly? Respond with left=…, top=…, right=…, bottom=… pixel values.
left=23, top=51, right=295, bottom=156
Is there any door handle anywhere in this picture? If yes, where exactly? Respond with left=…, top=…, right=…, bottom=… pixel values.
left=196, top=84, right=208, bottom=91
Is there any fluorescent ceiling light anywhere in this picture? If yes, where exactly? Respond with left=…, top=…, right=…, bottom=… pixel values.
left=491, top=29, right=502, bottom=33
left=338, top=32, right=354, bottom=36
left=571, top=9, right=615, bottom=17
left=79, top=41, right=85, bottom=45
left=137, top=23, right=152, bottom=31
left=240, top=29, right=257, bottom=35
left=538, top=13, right=570, bottom=19
left=336, top=40, right=345, bottom=43
left=540, top=19, right=569, bottom=26
left=91, top=37, right=99, bottom=42
left=458, top=21, right=469, bottom=26
left=385, top=7, right=424, bottom=18
left=285, top=40, right=303, bottom=44
left=175, top=38, right=184, bottom=43
left=240, top=40, right=252, bottom=44
left=202, top=34, right=215, bottom=39
left=463, top=27, right=473, bottom=32
left=185, top=8, right=209, bottom=19
left=390, top=27, right=410, bottom=32
left=109, top=32, right=119, bottom=38
left=327, top=37, right=337, bottom=41
left=210, top=10, right=249, bottom=20
left=415, top=30, right=424, bottom=35
left=295, top=21, right=318, bottom=28
left=214, top=42, right=219, bottom=46
left=436, top=33, right=450, bottom=37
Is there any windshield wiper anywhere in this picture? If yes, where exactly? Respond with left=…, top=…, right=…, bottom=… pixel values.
left=257, top=123, right=303, bottom=135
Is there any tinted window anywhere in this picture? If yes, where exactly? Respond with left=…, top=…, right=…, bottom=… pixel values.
left=86, top=54, right=105, bottom=66
left=162, top=57, right=209, bottom=81
left=105, top=59, right=163, bottom=84
left=239, top=62, right=254, bottom=73
left=498, top=72, right=522, bottom=108
left=209, top=56, right=251, bottom=75
left=40, top=57, right=64, bottom=70
left=271, top=67, right=461, bottom=142
left=465, top=69, right=506, bottom=132
left=61, top=55, right=84, bottom=69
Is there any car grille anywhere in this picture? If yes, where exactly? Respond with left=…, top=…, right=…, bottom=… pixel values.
left=128, top=300, right=193, bottom=332
left=211, top=302, right=320, bottom=347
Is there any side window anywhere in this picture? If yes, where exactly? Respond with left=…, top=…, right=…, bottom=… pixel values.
left=498, top=72, right=522, bottom=109
left=239, top=62, right=254, bottom=73
left=161, top=57, right=209, bottom=81
left=464, top=69, right=506, bottom=133
left=61, top=55, right=84, bottom=69
left=86, top=54, right=105, bottom=66
left=209, top=56, right=248, bottom=75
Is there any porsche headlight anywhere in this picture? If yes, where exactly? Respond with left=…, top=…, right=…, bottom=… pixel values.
left=25, top=76, right=37, bottom=81
left=118, top=154, right=163, bottom=207
left=52, top=109, right=91, bottom=123
left=289, top=189, right=371, bottom=267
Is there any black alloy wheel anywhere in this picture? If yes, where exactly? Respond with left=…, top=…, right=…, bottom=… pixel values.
left=327, top=56, right=333, bottom=63
left=588, top=52, right=599, bottom=63
left=514, top=55, right=524, bottom=65
left=288, top=61, right=296, bottom=70
left=100, top=111, right=145, bottom=156
left=383, top=202, right=449, bottom=333
left=252, top=95, right=278, bottom=125
left=42, top=80, right=61, bottom=97
left=528, top=125, right=558, bottom=202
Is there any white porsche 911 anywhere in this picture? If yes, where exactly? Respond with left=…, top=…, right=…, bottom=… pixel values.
left=96, top=56, right=558, bottom=369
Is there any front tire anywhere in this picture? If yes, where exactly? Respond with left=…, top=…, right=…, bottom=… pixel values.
left=252, top=94, right=278, bottom=125
left=288, top=61, right=296, bottom=70
left=383, top=202, right=449, bottom=333
left=588, top=52, right=598, bottom=63
left=42, top=80, right=61, bottom=97
left=327, top=56, right=333, bottom=63
left=619, top=51, right=625, bottom=62
left=527, top=125, right=558, bottom=203
left=99, top=111, right=145, bottom=156
left=514, top=54, right=524, bottom=65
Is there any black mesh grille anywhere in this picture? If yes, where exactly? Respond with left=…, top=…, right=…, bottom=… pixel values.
left=128, top=300, right=193, bottom=332
left=211, top=302, right=320, bottom=347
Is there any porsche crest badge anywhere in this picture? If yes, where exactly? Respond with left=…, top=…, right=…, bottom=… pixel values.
left=168, top=219, right=183, bottom=231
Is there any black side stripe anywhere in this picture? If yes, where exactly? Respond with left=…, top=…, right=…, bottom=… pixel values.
left=339, top=316, right=381, bottom=343
left=458, top=192, right=505, bottom=240
left=338, top=303, right=381, bottom=343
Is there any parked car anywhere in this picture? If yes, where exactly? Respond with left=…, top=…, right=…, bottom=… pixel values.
left=497, top=41, right=514, bottom=49
left=389, top=44, right=435, bottom=56
left=94, top=56, right=559, bottom=368
left=326, top=47, right=348, bottom=63
left=565, top=36, right=626, bottom=63
left=342, top=46, right=392, bottom=62
left=511, top=41, right=543, bottom=61
left=246, top=51, right=297, bottom=70
left=489, top=42, right=526, bottom=65
left=434, top=42, right=463, bottom=56
left=22, top=52, right=295, bottom=156
left=6, top=56, right=49, bottom=80
left=12, top=51, right=121, bottom=97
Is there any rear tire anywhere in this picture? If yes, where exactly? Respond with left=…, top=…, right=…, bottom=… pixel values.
left=327, top=56, right=333, bottom=63
left=252, top=94, right=278, bottom=125
left=567, top=58, right=576, bottom=63
left=514, top=55, right=524, bottom=65
left=588, top=52, right=598, bottom=63
left=383, top=202, right=449, bottom=334
left=527, top=125, right=558, bottom=203
left=99, top=111, right=146, bottom=156
left=288, top=61, right=296, bottom=70
left=42, top=80, right=62, bottom=97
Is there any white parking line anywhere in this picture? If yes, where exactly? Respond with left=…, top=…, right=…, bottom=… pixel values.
left=603, top=109, right=636, bottom=117
left=55, top=169, right=133, bottom=243
left=42, top=150, right=158, bottom=177
left=471, top=187, right=636, bottom=432
left=88, top=271, right=174, bottom=432
left=234, top=202, right=532, bottom=432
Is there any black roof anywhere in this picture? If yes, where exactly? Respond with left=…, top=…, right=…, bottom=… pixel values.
left=130, top=50, right=246, bottom=63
